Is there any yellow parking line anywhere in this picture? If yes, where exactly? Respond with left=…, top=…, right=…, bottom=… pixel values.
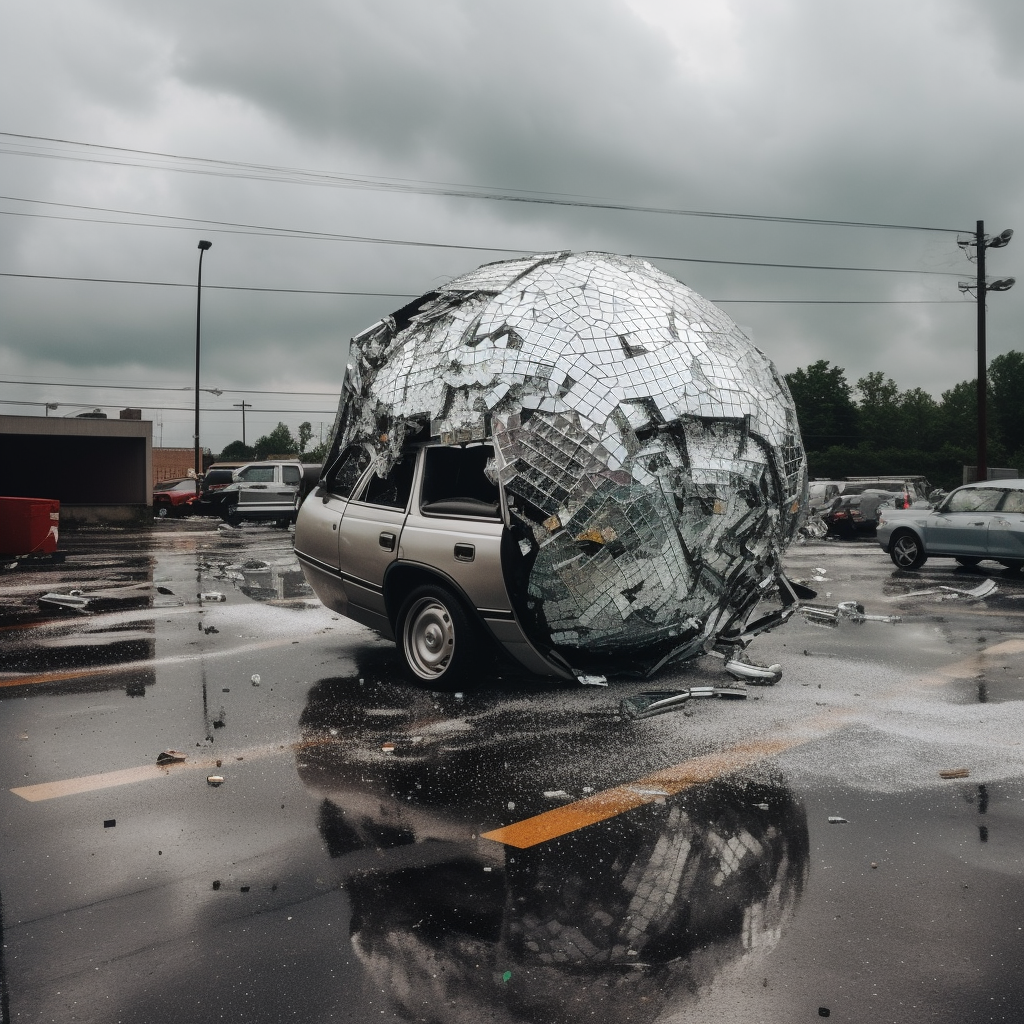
left=481, top=738, right=799, bottom=849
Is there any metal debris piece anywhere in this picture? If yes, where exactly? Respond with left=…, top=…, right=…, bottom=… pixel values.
left=206, top=775, right=225, bottom=786
left=381, top=742, right=396, bottom=753
left=827, top=816, right=849, bottom=824
left=198, top=591, right=226, bottom=602
left=622, top=686, right=748, bottom=719
left=103, top=819, right=116, bottom=828
left=542, top=790, right=572, bottom=799
left=939, top=767, right=970, bottom=779
left=38, top=589, right=91, bottom=612
left=251, top=674, right=261, bottom=686
left=156, top=750, right=187, bottom=765
left=725, top=658, right=782, bottom=684
left=905, top=579, right=997, bottom=600
left=577, top=674, right=608, bottom=687
left=802, top=605, right=839, bottom=626
left=328, top=251, right=807, bottom=670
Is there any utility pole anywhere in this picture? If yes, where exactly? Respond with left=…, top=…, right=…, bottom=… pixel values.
left=959, top=224, right=1013, bottom=483
left=194, top=240, right=213, bottom=478
left=233, top=400, right=251, bottom=446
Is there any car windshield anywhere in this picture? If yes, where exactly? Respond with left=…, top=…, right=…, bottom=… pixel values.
left=942, top=487, right=1004, bottom=513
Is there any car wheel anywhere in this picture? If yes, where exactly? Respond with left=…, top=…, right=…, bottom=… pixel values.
left=955, top=556, right=982, bottom=568
left=890, top=530, right=927, bottom=570
left=397, top=584, right=479, bottom=689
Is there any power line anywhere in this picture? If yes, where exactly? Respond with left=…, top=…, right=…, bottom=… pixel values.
left=0, top=400, right=337, bottom=414
left=0, top=193, right=966, bottom=276
left=0, top=377, right=340, bottom=396
left=0, top=271, right=969, bottom=303
left=0, top=132, right=971, bottom=234
left=0, top=197, right=969, bottom=276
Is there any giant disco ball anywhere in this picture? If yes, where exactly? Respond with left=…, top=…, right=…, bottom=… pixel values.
left=333, top=251, right=807, bottom=667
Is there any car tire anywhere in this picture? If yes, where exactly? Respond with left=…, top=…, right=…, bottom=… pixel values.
left=397, top=584, right=479, bottom=689
left=955, top=557, right=982, bottom=568
left=890, top=530, right=927, bottom=570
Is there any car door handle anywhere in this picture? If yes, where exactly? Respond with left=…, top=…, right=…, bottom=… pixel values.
left=379, top=532, right=396, bottom=551
left=454, top=543, right=475, bottom=562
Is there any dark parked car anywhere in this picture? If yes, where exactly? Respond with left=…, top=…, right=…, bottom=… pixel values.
left=153, top=478, right=199, bottom=518
left=203, top=461, right=321, bottom=526
left=823, top=479, right=930, bottom=537
left=878, top=479, right=1024, bottom=570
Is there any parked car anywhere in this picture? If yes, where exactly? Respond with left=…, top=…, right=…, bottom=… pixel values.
left=202, top=460, right=321, bottom=526
left=877, top=479, right=1024, bottom=570
left=152, top=478, right=199, bottom=518
left=295, top=441, right=577, bottom=687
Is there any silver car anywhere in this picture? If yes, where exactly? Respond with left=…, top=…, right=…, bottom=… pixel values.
left=294, top=441, right=575, bottom=687
left=877, top=479, right=1024, bottom=570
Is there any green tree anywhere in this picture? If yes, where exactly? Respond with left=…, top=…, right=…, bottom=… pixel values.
left=989, top=351, right=1024, bottom=456
left=297, top=421, right=313, bottom=454
left=254, top=422, right=297, bottom=460
left=218, top=439, right=255, bottom=461
left=855, top=372, right=900, bottom=449
left=785, top=360, right=859, bottom=453
left=894, top=387, right=940, bottom=451
left=937, top=379, right=976, bottom=449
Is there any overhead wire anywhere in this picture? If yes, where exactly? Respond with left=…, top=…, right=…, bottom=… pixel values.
left=0, top=131, right=972, bottom=233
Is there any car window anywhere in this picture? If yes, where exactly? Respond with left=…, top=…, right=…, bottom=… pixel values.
left=420, top=444, right=500, bottom=517
left=361, top=454, right=416, bottom=509
left=999, top=489, right=1024, bottom=513
left=944, top=487, right=1004, bottom=513
left=237, top=466, right=276, bottom=483
left=282, top=465, right=301, bottom=484
left=325, top=444, right=373, bottom=498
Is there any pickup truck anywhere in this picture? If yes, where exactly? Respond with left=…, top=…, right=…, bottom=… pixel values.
left=201, top=461, right=321, bottom=526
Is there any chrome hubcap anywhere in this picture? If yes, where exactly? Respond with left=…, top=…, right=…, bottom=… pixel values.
left=404, top=598, right=454, bottom=678
left=894, top=537, right=917, bottom=567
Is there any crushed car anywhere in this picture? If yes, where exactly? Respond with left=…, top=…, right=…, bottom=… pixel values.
left=295, top=251, right=812, bottom=686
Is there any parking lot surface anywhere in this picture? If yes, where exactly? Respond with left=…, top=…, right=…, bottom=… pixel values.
left=2, top=522, right=1023, bottom=1023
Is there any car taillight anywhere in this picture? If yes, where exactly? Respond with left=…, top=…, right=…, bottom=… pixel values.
left=833, top=510, right=847, bottom=520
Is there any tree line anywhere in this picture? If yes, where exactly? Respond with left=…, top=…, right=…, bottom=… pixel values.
left=785, top=351, right=1024, bottom=489
left=217, top=420, right=329, bottom=463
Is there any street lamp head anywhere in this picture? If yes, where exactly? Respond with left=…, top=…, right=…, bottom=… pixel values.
left=988, top=277, right=1016, bottom=292
left=988, top=228, right=1014, bottom=249
left=198, top=239, right=212, bottom=251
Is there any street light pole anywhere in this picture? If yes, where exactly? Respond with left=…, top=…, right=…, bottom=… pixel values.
left=976, top=220, right=987, bottom=481
left=194, top=240, right=212, bottom=478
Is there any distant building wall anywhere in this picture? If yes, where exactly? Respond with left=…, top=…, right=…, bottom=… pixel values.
left=0, top=415, right=153, bottom=522
left=154, top=448, right=196, bottom=482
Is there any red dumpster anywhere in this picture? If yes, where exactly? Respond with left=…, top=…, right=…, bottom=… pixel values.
left=0, top=497, right=60, bottom=555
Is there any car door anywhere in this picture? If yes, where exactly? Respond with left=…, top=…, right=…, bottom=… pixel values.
left=295, top=444, right=372, bottom=570
left=987, top=487, right=1024, bottom=561
left=923, top=486, right=1004, bottom=556
left=337, top=451, right=417, bottom=633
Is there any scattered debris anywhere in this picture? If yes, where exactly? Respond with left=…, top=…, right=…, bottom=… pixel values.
left=827, top=816, right=849, bottom=824
left=905, top=579, right=997, bottom=600
left=577, top=674, right=608, bottom=687
left=725, top=657, right=782, bottom=684
left=754, top=802, right=769, bottom=810
left=198, top=591, right=226, bottom=602
left=871, top=862, right=878, bottom=869
left=542, top=790, right=572, bottom=799
left=156, top=750, right=187, bottom=765
left=212, top=880, right=221, bottom=890
left=622, top=686, right=748, bottom=719
left=103, top=819, right=116, bottom=828
left=819, top=1010, right=831, bottom=1019
left=206, top=775, right=225, bottom=786
left=381, top=742, right=396, bottom=753
left=940, top=767, right=970, bottom=779
left=803, top=600, right=902, bottom=625
left=251, top=674, right=261, bottom=686
left=502, top=971, right=512, bottom=984
left=204, top=626, right=219, bottom=634
left=797, top=515, right=829, bottom=541
left=38, top=590, right=91, bottom=612
left=240, top=885, right=250, bottom=892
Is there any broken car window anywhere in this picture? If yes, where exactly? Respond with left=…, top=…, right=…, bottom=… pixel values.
left=944, top=487, right=1004, bottom=513
left=237, top=466, right=276, bottom=483
left=361, top=455, right=415, bottom=510
left=420, top=445, right=500, bottom=517
left=325, top=444, right=372, bottom=499
left=998, top=489, right=1024, bottom=513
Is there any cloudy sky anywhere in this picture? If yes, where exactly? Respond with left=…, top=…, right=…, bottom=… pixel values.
left=1, top=0, right=1022, bottom=452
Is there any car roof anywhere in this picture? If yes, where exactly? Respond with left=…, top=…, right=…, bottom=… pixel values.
left=959, top=478, right=1024, bottom=490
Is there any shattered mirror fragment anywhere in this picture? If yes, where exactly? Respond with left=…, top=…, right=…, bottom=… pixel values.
left=325, top=252, right=808, bottom=672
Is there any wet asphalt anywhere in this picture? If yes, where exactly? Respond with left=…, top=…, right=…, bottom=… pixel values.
left=1, top=521, right=1023, bottom=1024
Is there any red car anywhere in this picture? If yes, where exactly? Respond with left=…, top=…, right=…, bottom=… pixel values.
left=153, top=478, right=199, bottom=518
